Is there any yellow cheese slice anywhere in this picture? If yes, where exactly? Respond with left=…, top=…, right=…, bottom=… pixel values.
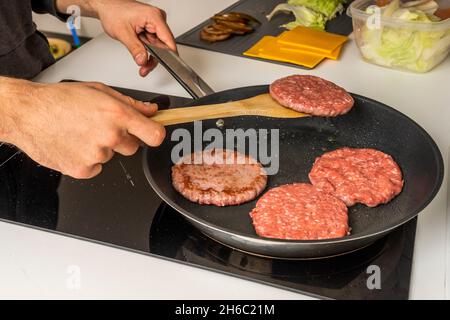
left=244, top=36, right=325, bottom=68
left=277, top=26, right=348, bottom=54
left=279, top=43, right=343, bottom=60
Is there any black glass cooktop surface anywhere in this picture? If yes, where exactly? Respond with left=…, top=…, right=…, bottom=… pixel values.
left=0, top=87, right=415, bottom=300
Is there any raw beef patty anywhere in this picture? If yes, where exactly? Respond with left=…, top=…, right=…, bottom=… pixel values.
left=309, top=148, right=404, bottom=207
left=172, top=149, right=267, bottom=206
left=270, top=75, right=354, bottom=116
left=250, top=183, right=349, bottom=240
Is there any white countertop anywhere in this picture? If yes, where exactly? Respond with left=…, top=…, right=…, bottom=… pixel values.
left=1, top=0, right=449, bottom=299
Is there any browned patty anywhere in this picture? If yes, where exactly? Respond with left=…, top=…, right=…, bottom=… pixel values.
left=309, top=148, right=404, bottom=207
left=270, top=75, right=354, bottom=117
left=172, top=149, right=267, bottom=206
left=250, top=183, right=349, bottom=240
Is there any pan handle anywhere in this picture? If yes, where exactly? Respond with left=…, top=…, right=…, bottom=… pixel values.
left=139, top=33, right=215, bottom=99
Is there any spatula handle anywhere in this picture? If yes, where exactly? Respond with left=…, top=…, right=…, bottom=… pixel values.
left=150, top=102, right=244, bottom=126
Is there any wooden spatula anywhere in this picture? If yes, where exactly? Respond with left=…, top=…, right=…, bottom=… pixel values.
left=150, top=94, right=308, bottom=126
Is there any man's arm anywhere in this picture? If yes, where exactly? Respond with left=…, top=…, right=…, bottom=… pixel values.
left=0, top=77, right=17, bottom=144
left=54, top=0, right=98, bottom=17
left=0, top=76, right=165, bottom=178
left=54, top=0, right=177, bottom=77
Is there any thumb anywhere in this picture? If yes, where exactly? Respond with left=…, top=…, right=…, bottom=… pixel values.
left=117, top=29, right=148, bottom=66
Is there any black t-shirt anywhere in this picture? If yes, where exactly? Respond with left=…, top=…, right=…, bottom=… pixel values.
left=0, top=0, right=68, bottom=79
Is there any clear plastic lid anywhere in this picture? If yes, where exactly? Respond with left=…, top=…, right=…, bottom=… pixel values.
left=347, top=0, right=450, bottom=30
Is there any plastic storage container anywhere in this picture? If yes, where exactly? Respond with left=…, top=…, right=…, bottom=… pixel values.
left=347, top=0, right=450, bottom=72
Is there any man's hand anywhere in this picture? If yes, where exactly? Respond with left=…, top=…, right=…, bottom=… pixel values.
left=56, top=0, right=177, bottom=77
left=0, top=78, right=165, bottom=179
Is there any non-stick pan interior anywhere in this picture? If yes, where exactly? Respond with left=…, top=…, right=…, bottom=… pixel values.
left=144, top=86, right=443, bottom=244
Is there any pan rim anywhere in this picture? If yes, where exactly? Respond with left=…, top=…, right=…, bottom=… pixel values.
left=143, top=86, right=444, bottom=246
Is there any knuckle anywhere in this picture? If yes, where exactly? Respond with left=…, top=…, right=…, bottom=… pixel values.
left=151, top=7, right=164, bottom=18
left=88, top=82, right=107, bottom=90
left=109, top=102, right=129, bottom=120
left=121, top=143, right=139, bottom=156
left=92, top=148, right=107, bottom=163
left=125, top=95, right=137, bottom=107
left=85, top=167, right=102, bottom=179
left=152, top=126, right=166, bottom=145
left=69, top=166, right=92, bottom=179
left=103, top=129, right=123, bottom=147
left=128, top=142, right=140, bottom=155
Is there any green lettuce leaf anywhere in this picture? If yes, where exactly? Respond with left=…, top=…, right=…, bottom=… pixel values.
left=287, top=0, right=347, bottom=19
left=267, top=3, right=326, bottom=30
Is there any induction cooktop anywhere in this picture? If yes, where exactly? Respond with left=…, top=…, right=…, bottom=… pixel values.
left=0, top=86, right=415, bottom=300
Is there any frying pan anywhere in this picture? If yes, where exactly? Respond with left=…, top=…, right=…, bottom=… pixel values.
left=141, top=39, right=444, bottom=259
